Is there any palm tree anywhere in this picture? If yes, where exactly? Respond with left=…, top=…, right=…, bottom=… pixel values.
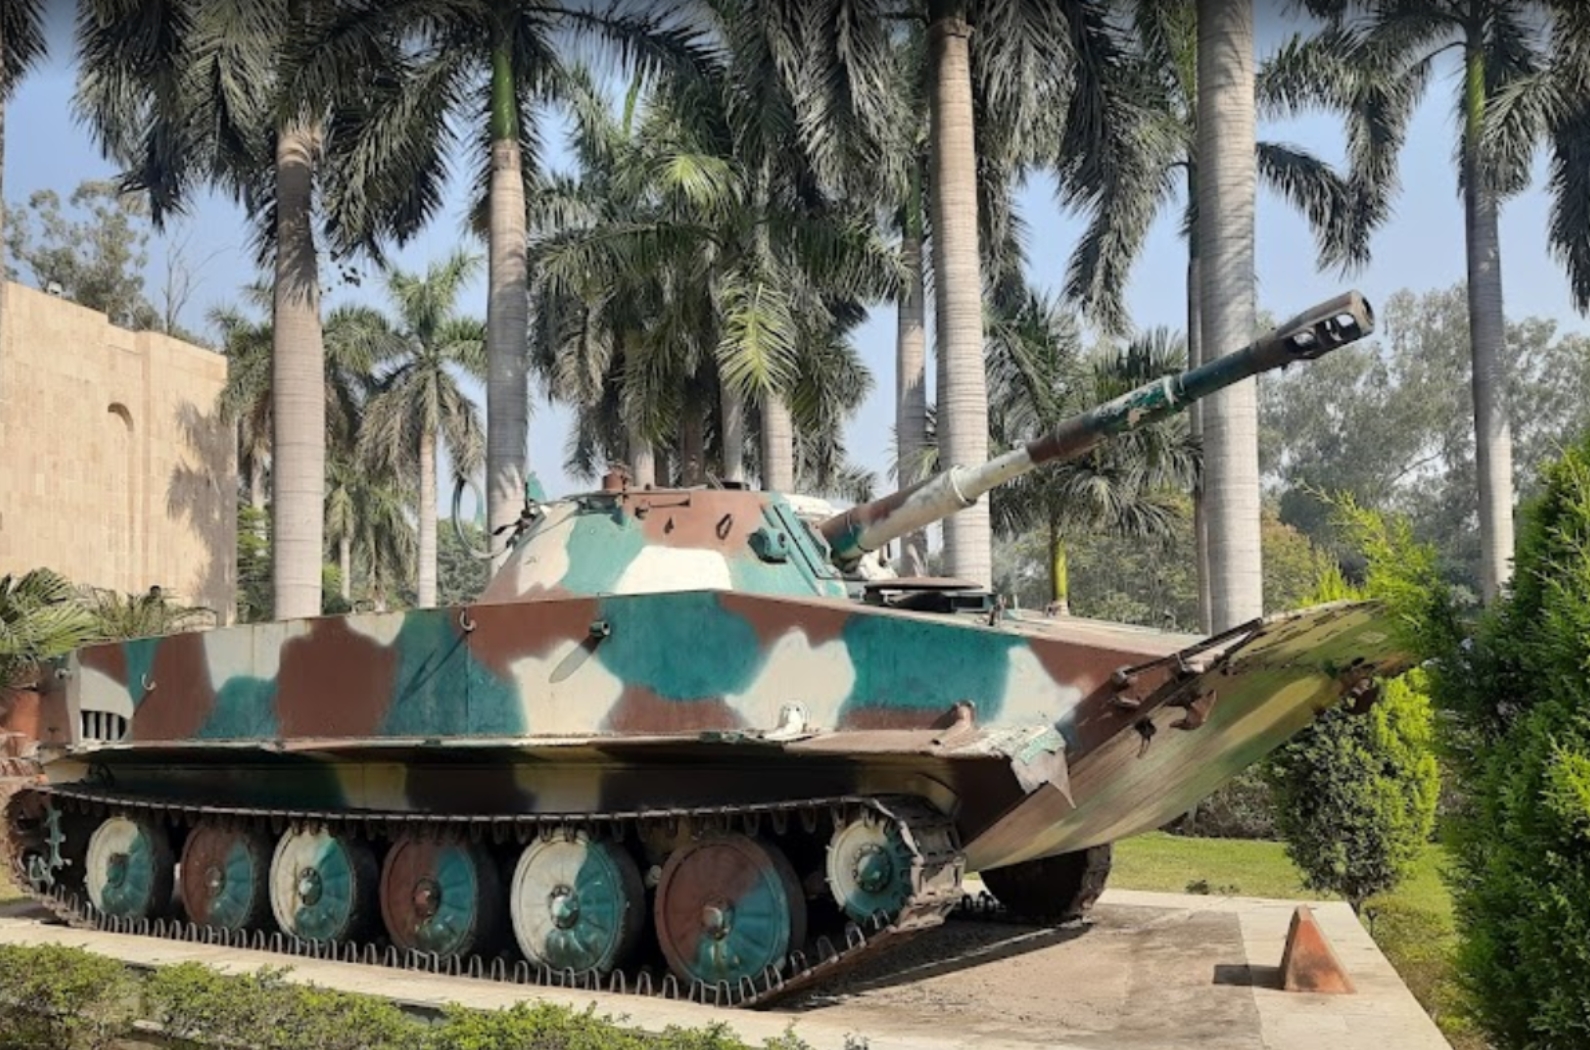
left=0, top=0, right=48, bottom=395
left=759, top=1, right=1140, bottom=588
left=296, top=1, right=712, bottom=570
left=1063, top=1, right=1403, bottom=628
left=1190, top=0, right=1261, bottom=630
left=984, top=292, right=1200, bottom=612
left=528, top=51, right=892, bottom=494
left=213, top=293, right=387, bottom=508
left=74, top=0, right=345, bottom=620
left=359, top=253, right=487, bottom=607
left=1297, top=0, right=1549, bottom=602
left=1491, top=2, right=1590, bottom=320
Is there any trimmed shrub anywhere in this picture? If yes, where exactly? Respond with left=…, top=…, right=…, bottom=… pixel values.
left=0, top=943, right=139, bottom=1050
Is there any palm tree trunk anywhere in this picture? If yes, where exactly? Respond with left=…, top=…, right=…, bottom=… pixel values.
left=1195, top=0, right=1262, bottom=631
left=721, top=381, right=746, bottom=483
left=761, top=397, right=795, bottom=490
left=1463, top=40, right=1515, bottom=602
left=417, top=426, right=437, bottom=607
left=927, top=0, right=991, bottom=588
left=248, top=452, right=267, bottom=513
left=1048, top=518, right=1070, bottom=616
left=627, top=419, right=655, bottom=488
left=486, top=31, right=529, bottom=571
left=270, top=119, right=326, bottom=621
left=338, top=536, right=351, bottom=602
left=1186, top=170, right=1212, bottom=632
left=680, top=413, right=705, bottom=486
left=896, top=161, right=929, bottom=577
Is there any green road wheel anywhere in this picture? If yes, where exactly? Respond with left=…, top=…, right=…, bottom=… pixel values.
left=85, top=814, right=173, bottom=920
left=380, top=835, right=502, bottom=958
left=179, top=822, right=272, bottom=930
left=509, top=832, right=645, bottom=974
left=654, top=834, right=806, bottom=987
left=268, top=826, right=378, bottom=943
left=826, top=814, right=915, bottom=924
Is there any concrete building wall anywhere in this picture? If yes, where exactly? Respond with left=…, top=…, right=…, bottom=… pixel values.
left=0, top=280, right=236, bottom=621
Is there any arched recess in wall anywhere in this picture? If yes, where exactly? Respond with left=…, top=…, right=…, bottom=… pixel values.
left=107, top=403, right=137, bottom=592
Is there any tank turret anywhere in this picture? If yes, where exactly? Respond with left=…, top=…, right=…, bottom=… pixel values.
left=819, top=291, right=1375, bottom=570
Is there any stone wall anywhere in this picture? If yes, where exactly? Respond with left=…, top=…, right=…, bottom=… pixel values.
left=0, top=281, right=236, bottom=621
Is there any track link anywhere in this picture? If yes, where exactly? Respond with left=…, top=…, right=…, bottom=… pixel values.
left=4, top=784, right=964, bottom=1009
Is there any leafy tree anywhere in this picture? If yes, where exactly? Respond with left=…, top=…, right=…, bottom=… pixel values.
left=980, top=298, right=1200, bottom=613
left=1260, top=285, right=1590, bottom=594
left=438, top=520, right=491, bottom=606
left=3, top=180, right=160, bottom=328
left=528, top=59, right=887, bottom=494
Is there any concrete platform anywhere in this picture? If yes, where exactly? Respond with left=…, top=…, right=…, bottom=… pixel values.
left=0, top=889, right=1451, bottom=1050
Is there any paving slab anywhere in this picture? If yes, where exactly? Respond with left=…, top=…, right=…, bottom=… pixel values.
left=0, top=889, right=1451, bottom=1050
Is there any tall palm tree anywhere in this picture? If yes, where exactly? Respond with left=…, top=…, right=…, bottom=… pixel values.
left=359, top=253, right=487, bottom=607
left=1193, top=0, right=1261, bottom=630
left=297, top=1, right=712, bottom=570
left=761, top=1, right=1139, bottom=588
left=0, top=0, right=48, bottom=398
left=74, top=0, right=344, bottom=620
left=1299, top=0, right=1548, bottom=602
left=1063, top=0, right=1403, bottom=629
left=213, top=296, right=387, bottom=508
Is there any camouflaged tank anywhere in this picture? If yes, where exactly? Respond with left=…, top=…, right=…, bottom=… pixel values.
left=3, top=292, right=1408, bottom=1008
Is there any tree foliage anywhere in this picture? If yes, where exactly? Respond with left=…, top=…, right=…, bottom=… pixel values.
left=1427, top=428, right=1590, bottom=1048
left=3, top=180, right=160, bottom=329
left=1261, top=285, right=1590, bottom=596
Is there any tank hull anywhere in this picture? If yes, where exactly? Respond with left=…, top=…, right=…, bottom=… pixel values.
left=34, top=591, right=1407, bottom=874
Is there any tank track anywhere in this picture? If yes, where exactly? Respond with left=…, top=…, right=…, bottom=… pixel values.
left=3, top=783, right=965, bottom=1010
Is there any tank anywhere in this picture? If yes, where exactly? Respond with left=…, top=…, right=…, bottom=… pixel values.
left=3, top=291, right=1405, bottom=1007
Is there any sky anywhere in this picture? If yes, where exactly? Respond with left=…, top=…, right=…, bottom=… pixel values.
left=6, top=3, right=1585, bottom=516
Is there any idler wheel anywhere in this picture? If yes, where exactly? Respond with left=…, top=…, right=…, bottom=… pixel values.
left=84, top=814, right=173, bottom=920
left=509, top=832, right=644, bottom=974
left=380, top=835, right=502, bottom=958
left=179, top=822, right=272, bottom=931
left=654, top=834, right=806, bottom=987
left=826, top=813, right=915, bottom=924
left=979, top=843, right=1113, bottom=924
left=268, top=826, right=379, bottom=943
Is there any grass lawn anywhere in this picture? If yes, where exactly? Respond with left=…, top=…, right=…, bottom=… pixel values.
left=1112, top=832, right=1482, bottom=1050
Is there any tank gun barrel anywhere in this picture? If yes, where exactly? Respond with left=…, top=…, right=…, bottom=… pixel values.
left=819, top=291, right=1375, bottom=569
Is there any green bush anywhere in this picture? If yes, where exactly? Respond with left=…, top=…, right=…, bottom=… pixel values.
left=1261, top=500, right=1442, bottom=912
left=1266, top=670, right=1440, bottom=911
left=1430, top=435, right=1590, bottom=1048
left=0, top=943, right=139, bottom=1050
